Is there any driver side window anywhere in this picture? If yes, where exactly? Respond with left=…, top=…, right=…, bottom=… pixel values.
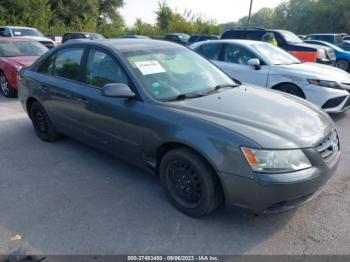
left=85, top=48, right=128, bottom=88
left=223, top=44, right=256, bottom=65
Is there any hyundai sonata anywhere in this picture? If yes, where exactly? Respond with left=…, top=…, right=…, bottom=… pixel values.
left=18, top=39, right=340, bottom=216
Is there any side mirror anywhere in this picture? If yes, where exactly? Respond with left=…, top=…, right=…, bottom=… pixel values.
left=102, top=83, right=136, bottom=99
left=248, top=58, right=261, bottom=70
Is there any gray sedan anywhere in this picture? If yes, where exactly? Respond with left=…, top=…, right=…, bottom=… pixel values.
left=18, top=39, right=340, bottom=216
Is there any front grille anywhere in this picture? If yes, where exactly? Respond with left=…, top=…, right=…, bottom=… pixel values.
left=322, top=96, right=347, bottom=109
left=316, top=129, right=340, bottom=167
left=39, top=41, right=54, bottom=49
left=342, top=97, right=350, bottom=110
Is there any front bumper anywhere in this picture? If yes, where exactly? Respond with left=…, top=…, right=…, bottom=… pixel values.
left=302, top=84, right=350, bottom=113
left=220, top=149, right=340, bottom=213
left=317, top=58, right=335, bottom=65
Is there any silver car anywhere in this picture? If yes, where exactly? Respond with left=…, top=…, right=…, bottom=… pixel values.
left=191, top=40, right=350, bottom=113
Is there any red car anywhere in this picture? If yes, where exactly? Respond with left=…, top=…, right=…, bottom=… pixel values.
left=0, top=38, right=48, bottom=97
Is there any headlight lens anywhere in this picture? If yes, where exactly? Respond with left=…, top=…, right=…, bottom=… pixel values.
left=14, top=65, right=23, bottom=72
left=308, top=79, right=342, bottom=89
left=241, top=147, right=312, bottom=173
left=317, top=49, right=326, bottom=59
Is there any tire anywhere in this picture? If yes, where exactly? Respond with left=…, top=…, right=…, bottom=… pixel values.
left=0, top=71, right=17, bottom=98
left=159, top=147, right=223, bottom=217
left=30, top=101, right=61, bottom=142
left=274, top=83, right=304, bottom=98
left=335, top=59, right=350, bottom=71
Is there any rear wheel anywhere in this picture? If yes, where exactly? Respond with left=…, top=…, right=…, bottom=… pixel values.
left=0, top=72, right=16, bottom=98
left=335, top=59, right=350, bottom=71
left=30, top=101, right=61, bottom=142
left=274, top=84, right=304, bottom=98
left=160, top=147, right=223, bottom=217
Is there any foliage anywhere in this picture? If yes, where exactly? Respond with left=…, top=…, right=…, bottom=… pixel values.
left=221, top=0, right=350, bottom=34
left=1, top=0, right=349, bottom=38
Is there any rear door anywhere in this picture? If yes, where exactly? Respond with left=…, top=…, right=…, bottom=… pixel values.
left=74, top=47, right=145, bottom=161
left=35, top=46, right=86, bottom=133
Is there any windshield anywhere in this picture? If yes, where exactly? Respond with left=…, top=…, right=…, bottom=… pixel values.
left=122, top=47, right=236, bottom=101
left=279, top=30, right=303, bottom=44
left=178, top=34, right=190, bottom=41
left=91, top=33, right=105, bottom=40
left=0, top=41, right=48, bottom=57
left=253, top=43, right=300, bottom=65
left=12, top=28, right=43, bottom=37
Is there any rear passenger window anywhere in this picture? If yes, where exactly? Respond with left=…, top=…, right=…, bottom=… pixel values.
left=85, top=48, right=128, bottom=88
left=197, top=44, right=222, bottom=61
left=221, top=31, right=244, bottom=39
left=53, top=48, right=84, bottom=81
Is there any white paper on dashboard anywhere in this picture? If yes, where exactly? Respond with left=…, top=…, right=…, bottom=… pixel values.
left=135, top=60, right=166, bottom=75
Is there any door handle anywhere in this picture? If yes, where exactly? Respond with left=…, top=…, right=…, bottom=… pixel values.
left=77, top=96, right=89, bottom=105
left=39, top=84, right=48, bottom=92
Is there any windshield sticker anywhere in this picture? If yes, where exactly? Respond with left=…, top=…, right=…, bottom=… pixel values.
left=135, top=60, right=166, bottom=75
left=14, top=32, right=22, bottom=36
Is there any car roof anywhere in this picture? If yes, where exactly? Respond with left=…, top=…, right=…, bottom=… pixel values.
left=0, top=37, right=36, bottom=42
left=64, top=32, right=97, bottom=35
left=191, top=39, right=265, bottom=47
left=307, top=33, right=342, bottom=36
left=166, top=33, right=189, bottom=36
left=1, top=26, right=37, bottom=30
left=63, top=39, right=182, bottom=51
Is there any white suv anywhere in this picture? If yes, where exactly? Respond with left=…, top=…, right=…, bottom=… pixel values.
left=0, top=26, right=56, bottom=49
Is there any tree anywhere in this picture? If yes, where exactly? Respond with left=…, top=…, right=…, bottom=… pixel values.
left=155, top=0, right=173, bottom=32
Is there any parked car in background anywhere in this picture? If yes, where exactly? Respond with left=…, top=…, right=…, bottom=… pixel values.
left=0, top=26, right=55, bottom=49
left=343, top=35, right=350, bottom=41
left=304, top=40, right=350, bottom=71
left=18, top=39, right=340, bottom=216
left=0, top=38, right=48, bottom=97
left=164, top=33, right=190, bottom=45
left=298, top=35, right=306, bottom=40
left=221, top=29, right=335, bottom=65
left=191, top=40, right=350, bottom=113
left=304, top=34, right=344, bottom=46
left=187, top=35, right=219, bottom=46
left=47, top=34, right=63, bottom=46
left=62, top=32, right=105, bottom=44
left=118, top=35, right=150, bottom=39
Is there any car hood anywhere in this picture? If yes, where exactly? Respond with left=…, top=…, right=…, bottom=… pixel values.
left=168, top=86, right=334, bottom=149
left=275, top=62, right=350, bottom=82
left=3, top=56, right=39, bottom=67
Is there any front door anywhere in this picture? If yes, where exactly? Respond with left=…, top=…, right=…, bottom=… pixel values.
left=215, top=43, right=269, bottom=87
left=74, top=47, right=144, bottom=162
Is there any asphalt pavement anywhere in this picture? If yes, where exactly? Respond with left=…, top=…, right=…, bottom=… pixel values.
left=0, top=94, right=349, bottom=256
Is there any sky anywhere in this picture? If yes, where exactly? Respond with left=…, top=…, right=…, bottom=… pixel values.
left=120, top=0, right=285, bottom=26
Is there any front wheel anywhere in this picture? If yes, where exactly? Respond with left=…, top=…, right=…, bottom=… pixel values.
left=160, top=147, right=223, bottom=217
left=335, top=59, right=350, bottom=71
left=0, top=72, right=16, bottom=98
left=30, top=101, right=62, bottom=142
left=274, top=84, right=305, bottom=98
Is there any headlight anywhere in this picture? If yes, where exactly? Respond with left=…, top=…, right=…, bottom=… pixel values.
left=308, top=79, right=343, bottom=89
left=241, top=147, right=312, bottom=173
left=14, top=65, right=23, bottom=72
left=317, top=49, right=326, bottom=59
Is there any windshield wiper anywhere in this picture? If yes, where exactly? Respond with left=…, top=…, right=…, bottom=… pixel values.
left=163, top=92, right=205, bottom=102
left=201, top=84, right=238, bottom=96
